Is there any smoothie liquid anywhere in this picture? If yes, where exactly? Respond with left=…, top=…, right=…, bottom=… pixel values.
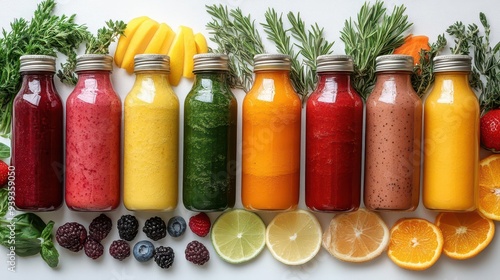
left=364, top=55, right=422, bottom=211
left=12, top=55, right=63, bottom=211
left=124, top=55, right=179, bottom=211
left=66, top=55, right=121, bottom=211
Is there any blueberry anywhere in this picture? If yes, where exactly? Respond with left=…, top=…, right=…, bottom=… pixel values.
left=167, top=216, right=187, bottom=237
left=133, top=240, right=155, bottom=262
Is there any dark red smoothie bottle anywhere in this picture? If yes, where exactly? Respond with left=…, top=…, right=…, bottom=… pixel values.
left=305, top=55, right=363, bottom=212
left=12, top=55, right=63, bottom=211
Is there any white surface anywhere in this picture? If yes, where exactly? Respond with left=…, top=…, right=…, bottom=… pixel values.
left=0, top=0, right=499, bottom=279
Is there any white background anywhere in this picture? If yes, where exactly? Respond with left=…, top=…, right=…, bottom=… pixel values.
left=0, top=0, right=499, bottom=279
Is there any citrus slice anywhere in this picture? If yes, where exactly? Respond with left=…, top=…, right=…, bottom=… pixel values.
left=322, top=208, right=389, bottom=263
left=435, top=211, right=495, bottom=260
left=387, top=218, right=443, bottom=271
left=266, top=210, right=322, bottom=265
left=211, top=209, right=266, bottom=264
left=479, top=154, right=500, bottom=220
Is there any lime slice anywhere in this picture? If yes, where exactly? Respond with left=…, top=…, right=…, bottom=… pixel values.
left=211, top=209, right=266, bottom=264
left=266, top=209, right=322, bottom=265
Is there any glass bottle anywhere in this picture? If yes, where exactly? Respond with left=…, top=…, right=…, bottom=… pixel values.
left=65, top=54, right=121, bottom=211
left=423, top=54, right=479, bottom=211
left=12, top=55, right=63, bottom=211
left=241, top=54, right=301, bottom=211
left=123, top=54, right=179, bottom=211
left=183, top=53, right=237, bottom=211
left=305, top=55, right=363, bottom=212
left=364, top=54, right=422, bottom=211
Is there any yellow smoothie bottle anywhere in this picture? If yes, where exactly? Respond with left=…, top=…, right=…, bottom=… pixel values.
left=124, top=54, right=179, bottom=211
left=423, top=55, right=479, bottom=211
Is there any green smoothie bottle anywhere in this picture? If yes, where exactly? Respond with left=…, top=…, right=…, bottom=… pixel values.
left=183, top=53, right=237, bottom=211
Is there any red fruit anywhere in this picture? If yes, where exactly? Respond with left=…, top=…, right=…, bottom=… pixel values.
left=189, top=213, right=211, bottom=237
left=480, top=109, right=500, bottom=152
left=0, top=161, right=8, bottom=187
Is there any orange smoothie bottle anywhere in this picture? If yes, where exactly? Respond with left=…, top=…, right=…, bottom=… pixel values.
left=242, top=54, right=301, bottom=210
left=423, top=55, right=479, bottom=211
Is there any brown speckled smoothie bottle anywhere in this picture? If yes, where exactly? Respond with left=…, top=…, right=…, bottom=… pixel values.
left=364, top=55, right=422, bottom=211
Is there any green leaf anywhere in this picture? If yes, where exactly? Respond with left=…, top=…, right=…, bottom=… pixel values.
left=0, top=188, right=8, bottom=217
left=13, top=238, right=41, bottom=256
left=41, top=221, right=54, bottom=242
left=0, top=143, right=9, bottom=158
left=41, top=242, right=59, bottom=268
left=12, top=213, right=46, bottom=239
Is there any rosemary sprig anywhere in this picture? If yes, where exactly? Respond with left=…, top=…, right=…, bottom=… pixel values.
left=206, top=4, right=265, bottom=92
left=340, top=0, right=412, bottom=99
left=412, top=34, right=447, bottom=96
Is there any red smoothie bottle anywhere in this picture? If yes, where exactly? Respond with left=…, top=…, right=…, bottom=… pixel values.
left=12, top=55, right=63, bottom=211
left=65, top=54, right=121, bottom=211
left=305, top=55, right=363, bottom=212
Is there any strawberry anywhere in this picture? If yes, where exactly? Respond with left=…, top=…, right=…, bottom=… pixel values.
left=0, top=161, right=8, bottom=187
left=189, top=212, right=211, bottom=237
left=480, top=109, right=500, bottom=152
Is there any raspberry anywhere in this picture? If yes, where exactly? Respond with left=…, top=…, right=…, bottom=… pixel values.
left=154, top=246, right=175, bottom=269
left=185, top=240, right=210, bottom=265
left=89, top=214, right=112, bottom=242
left=109, top=240, right=130, bottom=261
left=84, top=238, right=104, bottom=259
left=117, top=215, right=139, bottom=241
left=56, top=222, right=87, bottom=252
left=189, top=213, right=211, bottom=237
left=143, top=216, right=167, bottom=241
left=0, top=161, right=9, bottom=187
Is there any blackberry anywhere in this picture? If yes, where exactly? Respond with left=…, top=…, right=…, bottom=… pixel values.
left=89, top=214, right=112, bottom=241
left=143, top=216, right=167, bottom=241
left=56, top=222, right=87, bottom=252
left=167, top=216, right=186, bottom=237
left=185, top=240, right=210, bottom=265
left=154, top=246, right=175, bottom=269
left=109, top=240, right=131, bottom=261
left=84, top=238, right=104, bottom=259
left=117, top=215, right=139, bottom=241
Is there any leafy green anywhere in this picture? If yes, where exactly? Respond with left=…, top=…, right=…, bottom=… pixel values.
left=0, top=143, right=10, bottom=158
left=412, top=34, right=447, bottom=96
left=0, top=188, right=8, bottom=217
left=40, top=221, right=58, bottom=268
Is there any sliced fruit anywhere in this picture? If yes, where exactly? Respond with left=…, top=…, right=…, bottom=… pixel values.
left=121, top=18, right=160, bottom=73
left=211, top=209, right=265, bottom=264
left=435, top=211, right=494, bottom=260
left=167, top=28, right=185, bottom=86
left=387, top=218, right=443, bottom=271
left=194, top=32, right=208, bottom=54
left=266, top=210, right=322, bottom=265
left=144, top=23, right=170, bottom=54
left=159, top=25, right=175, bottom=55
left=114, top=16, right=149, bottom=67
left=182, top=26, right=196, bottom=79
left=393, top=35, right=430, bottom=65
left=322, top=208, right=389, bottom=263
left=479, top=154, right=500, bottom=220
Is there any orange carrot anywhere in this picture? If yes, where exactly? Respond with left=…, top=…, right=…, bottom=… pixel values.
left=394, top=35, right=430, bottom=65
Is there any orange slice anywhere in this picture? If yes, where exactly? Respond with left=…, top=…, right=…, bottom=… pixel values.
left=435, top=211, right=494, bottom=260
left=322, top=208, right=389, bottom=263
left=479, top=154, right=500, bottom=220
left=387, top=218, right=443, bottom=271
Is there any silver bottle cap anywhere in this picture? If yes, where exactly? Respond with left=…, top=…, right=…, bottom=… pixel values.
left=75, top=54, right=113, bottom=72
left=193, top=53, right=229, bottom=72
left=316, top=55, right=354, bottom=73
left=134, top=54, right=170, bottom=72
left=19, top=55, right=56, bottom=73
left=253, top=54, right=291, bottom=71
left=433, top=55, right=471, bottom=72
left=375, top=54, right=414, bottom=72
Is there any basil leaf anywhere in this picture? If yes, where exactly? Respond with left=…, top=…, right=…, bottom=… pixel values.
left=41, top=242, right=59, bottom=268
left=0, top=143, right=9, bottom=158
left=0, top=188, right=8, bottom=217
left=41, top=221, right=54, bottom=242
left=13, top=238, right=42, bottom=257
left=12, top=213, right=46, bottom=239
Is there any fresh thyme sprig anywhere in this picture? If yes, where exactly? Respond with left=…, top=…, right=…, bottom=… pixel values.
left=206, top=4, right=265, bottom=92
left=412, top=34, right=447, bottom=96
left=340, top=1, right=412, bottom=99
left=447, top=13, right=500, bottom=112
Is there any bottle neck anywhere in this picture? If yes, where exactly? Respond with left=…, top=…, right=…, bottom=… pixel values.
left=20, top=72, right=56, bottom=95
left=433, top=71, right=470, bottom=87
left=254, top=70, right=291, bottom=84
left=75, top=70, right=114, bottom=91
left=315, top=72, right=352, bottom=90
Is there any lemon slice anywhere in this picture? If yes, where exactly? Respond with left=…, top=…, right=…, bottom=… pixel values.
left=266, top=210, right=322, bottom=265
left=211, top=209, right=266, bottom=264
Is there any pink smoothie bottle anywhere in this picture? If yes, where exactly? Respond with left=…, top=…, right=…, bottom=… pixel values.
left=65, top=54, right=121, bottom=211
left=12, top=55, right=63, bottom=211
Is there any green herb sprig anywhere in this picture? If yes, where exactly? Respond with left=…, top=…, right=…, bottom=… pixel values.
left=340, top=0, right=412, bottom=99
left=412, top=34, right=447, bottom=96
